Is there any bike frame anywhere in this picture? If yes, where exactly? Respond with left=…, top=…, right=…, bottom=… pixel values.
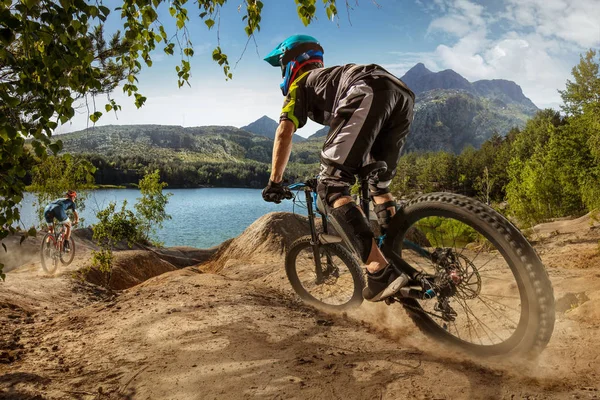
left=289, top=178, right=426, bottom=280
left=48, top=224, right=66, bottom=247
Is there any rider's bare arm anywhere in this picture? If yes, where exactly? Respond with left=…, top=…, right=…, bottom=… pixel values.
left=270, top=119, right=296, bottom=183
left=73, top=210, right=79, bottom=224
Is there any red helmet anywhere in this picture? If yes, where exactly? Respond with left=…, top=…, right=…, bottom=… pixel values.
left=66, top=190, right=77, bottom=199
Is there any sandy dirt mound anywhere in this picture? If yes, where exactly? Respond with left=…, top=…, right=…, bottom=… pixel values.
left=202, top=212, right=311, bottom=273
left=83, top=250, right=179, bottom=290
left=530, top=212, right=600, bottom=270
left=0, top=228, right=147, bottom=273
left=532, top=212, right=600, bottom=237
left=2, top=212, right=600, bottom=399
left=83, top=247, right=218, bottom=290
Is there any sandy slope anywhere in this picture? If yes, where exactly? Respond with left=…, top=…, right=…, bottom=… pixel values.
left=1, top=213, right=600, bottom=400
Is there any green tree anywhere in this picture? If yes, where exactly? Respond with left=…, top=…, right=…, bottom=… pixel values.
left=559, top=50, right=600, bottom=116
left=505, top=111, right=571, bottom=224
left=90, top=169, right=170, bottom=284
left=560, top=50, right=600, bottom=210
left=90, top=200, right=143, bottom=285
left=135, top=169, right=172, bottom=245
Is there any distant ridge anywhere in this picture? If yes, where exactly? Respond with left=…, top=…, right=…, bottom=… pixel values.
left=307, top=126, right=328, bottom=140
left=399, top=64, right=537, bottom=111
left=241, top=115, right=306, bottom=143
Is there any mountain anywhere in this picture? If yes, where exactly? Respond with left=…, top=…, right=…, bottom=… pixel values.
left=472, top=79, right=537, bottom=111
left=241, top=115, right=306, bottom=143
left=399, top=63, right=537, bottom=111
left=307, top=126, right=328, bottom=140
left=398, top=64, right=538, bottom=152
left=400, top=63, right=472, bottom=94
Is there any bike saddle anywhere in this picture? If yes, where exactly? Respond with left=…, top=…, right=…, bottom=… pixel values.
left=358, top=161, right=387, bottom=179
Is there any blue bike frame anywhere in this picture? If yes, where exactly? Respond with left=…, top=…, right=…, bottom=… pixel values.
left=288, top=181, right=433, bottom=261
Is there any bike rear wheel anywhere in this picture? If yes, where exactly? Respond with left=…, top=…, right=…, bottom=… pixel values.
left=59, top=237, right=75, bottom=266
left=286, top=236, right=365, bottom=312
left=385, top=193, right=555, bottom=357
left=40, top=233, right=58, bottom=275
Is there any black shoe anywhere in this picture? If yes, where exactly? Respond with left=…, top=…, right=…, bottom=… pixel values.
left=362, top=264, right=409, bottom=302
left=63, top=241, right=70, bottom=253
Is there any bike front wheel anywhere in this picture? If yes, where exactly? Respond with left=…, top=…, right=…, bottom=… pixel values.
left=40, top=233, right=58, bottom=275
left=385, top=193, right=555, bottom=357
left=286, top=236, right=365, bottom=312
left=59, top=237, right=75, bottom=266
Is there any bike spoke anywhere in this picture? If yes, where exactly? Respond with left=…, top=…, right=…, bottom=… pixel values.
left=476, top=295, right=519, bottom=327
left=457, top=297, right=503, bottom=344
left=478, top=294, right=521, bottom=313
left=455, top=299, right=483, bottom=345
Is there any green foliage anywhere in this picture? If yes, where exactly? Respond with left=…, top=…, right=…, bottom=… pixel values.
left=90, top=170, right=170, bottom=282
left=505, top=50, right=600, bottom=225
left=1, top=0, right=129, bottom=274
left=560, top=50, right=600, bottom=117
left=91, top=200, right=143, bottom=279
left=135, top=170, right=172, bottom=245
left=416, top=217, right=478, bottom=248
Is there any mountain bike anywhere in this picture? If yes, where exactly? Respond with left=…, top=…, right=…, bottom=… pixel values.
left=284, top=162, right=555, bottom=357
left=40, top=223, right=76, bottom=274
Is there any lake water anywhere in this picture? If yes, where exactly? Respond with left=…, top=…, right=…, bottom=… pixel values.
left=18, top=188, right=297, bottom=249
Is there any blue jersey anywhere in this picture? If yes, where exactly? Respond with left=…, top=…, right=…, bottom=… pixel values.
left=48, top=198, right=77, bottom=213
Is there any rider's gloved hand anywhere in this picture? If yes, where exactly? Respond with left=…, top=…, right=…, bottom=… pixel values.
left=262, top=179, right=289, bottom=204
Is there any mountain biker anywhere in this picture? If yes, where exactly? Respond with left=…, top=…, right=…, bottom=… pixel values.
left=43, top=190, right=79, bottom=252
left=261, top=34, right=416, bottom=302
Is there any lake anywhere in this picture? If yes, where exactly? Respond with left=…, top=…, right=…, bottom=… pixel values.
left=18, top=188, right=297, bottom=249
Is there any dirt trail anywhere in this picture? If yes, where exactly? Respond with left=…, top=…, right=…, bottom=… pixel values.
left=1, top=212, right=600, bottom=399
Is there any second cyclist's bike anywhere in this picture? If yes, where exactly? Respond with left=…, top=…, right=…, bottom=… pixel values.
left=40, top=223, right=76, bottom=274
left=284, top=162, right=555, bottom=357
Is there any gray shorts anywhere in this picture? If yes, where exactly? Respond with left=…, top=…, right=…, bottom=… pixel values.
left=318, top=77, right=414, bottom=197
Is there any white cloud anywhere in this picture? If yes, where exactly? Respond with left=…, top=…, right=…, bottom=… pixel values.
left=428, top=0, right=486, bottom=37
left=505, top=0, right=600, bottom=47
left=406, top=0, right=600, bottom=108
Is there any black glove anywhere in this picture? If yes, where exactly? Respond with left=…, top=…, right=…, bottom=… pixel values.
left=262, top=179, right=291, bottom=204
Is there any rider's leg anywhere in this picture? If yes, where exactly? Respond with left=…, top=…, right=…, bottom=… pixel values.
left=63, top=220, right=72, bottom=241
left=318, top=78, right=414, bottom=301
left=320, top=184, right=407, bottom=302
left=367, top=86, right=414, bottom=233
left=54, top=206, right=72, bottom=246
left=330, top=195, right=387, bottom=274
left=43, top=207, right=54, bottom=242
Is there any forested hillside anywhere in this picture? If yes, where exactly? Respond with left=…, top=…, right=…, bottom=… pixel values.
left=55, top=124, right=321, bottom=188
left=399, top=63, right=538, bottom=152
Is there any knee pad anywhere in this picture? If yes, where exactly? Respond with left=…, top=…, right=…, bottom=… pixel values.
left=328, top=203, right=374, bottom=263
left=373, top=199, right=397, bottom=233
left=368, top=183, right=391, bottom=196
left=317, top=182, right=351, bottom=207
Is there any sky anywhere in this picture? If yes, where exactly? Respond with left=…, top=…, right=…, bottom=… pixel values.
left=56, top=0, right=600, bottom=138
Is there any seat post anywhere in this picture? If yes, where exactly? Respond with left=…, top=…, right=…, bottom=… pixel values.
left=360, top=177, right=370, bottom=220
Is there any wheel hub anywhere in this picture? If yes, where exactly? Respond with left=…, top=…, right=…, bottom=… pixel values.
left=431, top=248, right=482, bottom=300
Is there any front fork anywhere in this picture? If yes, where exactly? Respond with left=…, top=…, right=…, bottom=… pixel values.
left=305, top=189, right=325, bottom=283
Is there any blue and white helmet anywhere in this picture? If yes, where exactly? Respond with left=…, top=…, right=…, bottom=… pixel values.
left=264, top=34, right=324, bottom=96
